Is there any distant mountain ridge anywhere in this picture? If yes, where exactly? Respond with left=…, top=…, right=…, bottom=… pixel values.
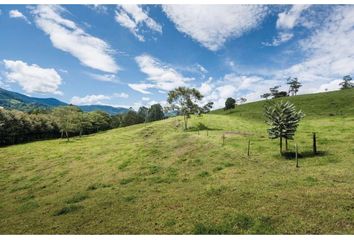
left=0, top=88, right=128, bottom=115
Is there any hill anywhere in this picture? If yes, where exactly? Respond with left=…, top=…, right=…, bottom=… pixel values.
left=0, top=90, right=353, bottom=234
left=0, top=88, right=128, bottom=115
left=214, top=89, right=354, bottom=120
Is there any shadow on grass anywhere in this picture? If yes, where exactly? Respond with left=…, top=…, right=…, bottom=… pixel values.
left=282, top=150, right=327, bottom=160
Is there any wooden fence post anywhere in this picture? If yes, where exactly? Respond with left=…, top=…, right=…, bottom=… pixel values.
left=295, top=143, right=299, bottom=168
left=247, top=139, right=251, bottom=157
left=313, top=132, right=317, bottom=155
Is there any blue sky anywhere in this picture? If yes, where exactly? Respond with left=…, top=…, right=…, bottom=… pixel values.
left=0, top=4, right=353, bottom=109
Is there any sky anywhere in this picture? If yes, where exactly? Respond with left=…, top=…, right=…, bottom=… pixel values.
left=0, top=4, right=353, bottom=109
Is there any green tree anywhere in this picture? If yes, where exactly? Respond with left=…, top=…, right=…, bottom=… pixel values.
left=52, top=106, right=81, bottom=141
left=138, top=106, right=149, bottom=122
left=287, top=77, right=302, bottom=96
left=88, top=111, right=111, bottom=132
left=339, top=75, right=353, bottom=90
left=146, top=104, right=164, bottom=122
left=167, top=87, right=213, bottom=130
left=264, top=101, right=304, bottom=155
left=121, top=110, right=144, bottom=127
left=224, top=97, right=236, bottom=110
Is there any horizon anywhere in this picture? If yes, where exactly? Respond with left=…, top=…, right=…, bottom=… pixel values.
left=0, top=4, right=353, bottom=110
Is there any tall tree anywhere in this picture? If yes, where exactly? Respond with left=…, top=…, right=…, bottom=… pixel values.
left=264, top=101, right=304, bottom=155
left=52, top=106, right=82, bottom=141
left=138, top=106, right=149, bottom=122
left=339, top=75, right=353, bottom=90
left=287, top=77, right=302, bottom=96
left=146, top=104, right=164, bottom=122
left=167, top=87, right=213, bottom=130
left=224, top=97, right=236, bottom=110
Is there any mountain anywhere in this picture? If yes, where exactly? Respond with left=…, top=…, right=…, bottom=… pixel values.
left=0, top=88, right=128, bottom=115
left=78, top=105, right=128, bottom=115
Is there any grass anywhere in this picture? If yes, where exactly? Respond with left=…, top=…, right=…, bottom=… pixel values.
left=0, top=89, right=354, bottom=234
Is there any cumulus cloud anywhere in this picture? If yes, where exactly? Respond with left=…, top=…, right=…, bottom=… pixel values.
left=279, top=5, right=354, bottom=93
left=129, top=54, right=194, bottom=94
left=263, top=5, right=311, bottom=47
left=198, top=74, right=280, bottom=109
left=115, top=5, right=162, bottom=41
left=3, top=59, right=62, bottom=95
left=70, top=94, right=110, bottom=105
left=276, top=5, right=311, bottom=30
left=32, top=5, right=119, bottom=73
left=162, top=5, right=268, bottom=51
left=9, top=9, right=31, bottom=24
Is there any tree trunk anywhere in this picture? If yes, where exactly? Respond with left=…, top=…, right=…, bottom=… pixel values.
left=280, top=136, right=283, bottom=155
left=285, top=138, right=288, bottom=151
left=66, top=131, right=69, bottom=141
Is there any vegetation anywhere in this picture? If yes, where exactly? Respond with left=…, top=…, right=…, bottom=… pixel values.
left=264, top=101, right=304, bottom=155
left=0, top=89, right=354, bottom=234
left=287, top=77, right=302, bottom=96
left=167, top=87, right=213, bottom=130
left=339, top=75, right=353, bottom=90
left=0, top=105, right=167, bottom=146
left=224, top=97, right=236, bottom=110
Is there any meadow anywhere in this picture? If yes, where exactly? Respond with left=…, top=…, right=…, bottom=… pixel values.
left=0, top=90, right=353, bottom=234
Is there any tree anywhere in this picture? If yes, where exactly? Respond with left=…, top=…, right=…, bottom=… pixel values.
left=339, top=75, right=353, bottom=90
left=167, top=87, right=213, bottom=130
left=264, top=101, right=304, bottom=155
left=138, top=106, right=149, bottom=122
left=146, top=104, right=164, bottom=122
left=260, top=93, right=272, bottom=100
left=287, top=77, right=302, bottom=96
left=52, top=106, right=82, bottom=141
left=238, top=97, right=247, bottom=104
left=270, top=85, right=288, bottom=98
left=224, top=97, right=236, bottom=110
left=120, top=110, right=144, bottom=127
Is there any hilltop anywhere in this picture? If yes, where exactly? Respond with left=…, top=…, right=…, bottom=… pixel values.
left=0, top=89, right=353, bottom=234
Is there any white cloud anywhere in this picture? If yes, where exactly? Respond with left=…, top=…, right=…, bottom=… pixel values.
left=113, top=92, right=129, bottom=98
left=276, top=5, right=311, bottom=30
left=162, top=5, right=267, bottom=51
left=88, top=5, right=108, bottom=14
left=130, top=54, right=194, bottom=94
left=115, top=5, right=162, bottom=41
left=262, top=32, right=294, bottom=47
left=198, top=74, right=279, bottom=109
left=3, top=59, right=62, bottom=95
left=32, top=5, right=119, bottom=73
left=86, top=72, right=118, bottom=82
left=279, top=5, right=354, bottom=94
left=9, top=9, right=31, bottom=24
left=70, top=94, right=110, bottom=105
left=142, top=97, right=150, bottom=101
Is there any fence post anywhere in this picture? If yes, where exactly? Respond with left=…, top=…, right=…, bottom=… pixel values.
left=295, top=143, right=299, bottom=168
left=222, top=134, right=225, bottom=146
left=313, top=132, right=317, bottom=155
left=247, top=139, right=251, bottom=157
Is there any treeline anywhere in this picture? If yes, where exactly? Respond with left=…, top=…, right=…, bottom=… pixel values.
left=0, top=103, right=165, bottom=146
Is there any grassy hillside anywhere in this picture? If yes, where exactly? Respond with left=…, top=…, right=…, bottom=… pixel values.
left=214, top=89, right=354, bottom=120
left=0, top=90, right=353, bottom=234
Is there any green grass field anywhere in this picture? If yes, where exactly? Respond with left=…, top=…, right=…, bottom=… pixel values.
left=1, top=89, right=354, bottom=234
